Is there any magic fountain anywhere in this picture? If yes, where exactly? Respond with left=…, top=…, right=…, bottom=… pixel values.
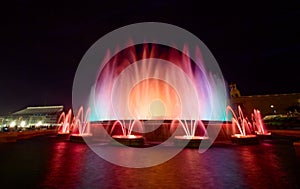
left=81, top=43, right=228, bottom=147
left=67, top=39, right=272, bottom=147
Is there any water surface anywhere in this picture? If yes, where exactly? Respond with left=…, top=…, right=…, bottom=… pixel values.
left=0, top=135, right=299, bottom=189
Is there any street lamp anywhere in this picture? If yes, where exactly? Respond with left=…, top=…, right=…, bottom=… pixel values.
left=270, top=105, right=276, bottom=114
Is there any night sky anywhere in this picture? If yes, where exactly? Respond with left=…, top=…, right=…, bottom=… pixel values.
left=0, top=1, right=299, bottom=114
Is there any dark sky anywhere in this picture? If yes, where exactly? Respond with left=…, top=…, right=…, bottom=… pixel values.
left=0, top=0, right=299, bottom=114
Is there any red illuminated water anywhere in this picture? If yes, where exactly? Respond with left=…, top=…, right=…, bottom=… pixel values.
left=226, top=105, right=271, bottom=137
left=170, top=119, right=208, bottom=138
left=110, top=120, right=143, bottom=137
left=226, top=105, right=252, bottom=136
left=252, top=109, right=271, bottom=135
left=71, top=106, right=91, bottom=135
left=57, top=109, right=73, bottom=134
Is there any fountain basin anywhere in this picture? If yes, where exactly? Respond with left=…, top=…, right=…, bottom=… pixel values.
left=57, top=132, right=70, bottom=139
left=230, top=134, right=259, bottom=145
left=69, top=133, right=93, bottom=143
left=255, top=132, right=272, bottom=140
left=111, top=135, right=144, bottom=147
left=174, top=136, right=210, bottom=148
left=293, top=141, right=300, bottom=156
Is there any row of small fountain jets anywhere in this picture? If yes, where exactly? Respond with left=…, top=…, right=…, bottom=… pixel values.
left=58, top=105, right=270, bottom=140
left=57, top=107, right=91, bottom=136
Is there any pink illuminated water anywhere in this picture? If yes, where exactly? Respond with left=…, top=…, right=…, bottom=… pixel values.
left=71, top=106, right=91, bottom=135
left=227, top=106, right=271, bottom=136
left=252, top=109, right=270, bottom=135
left=57, top=109, right=73, bottom=134
left=110, top=120, right=143, bottom=137
left=226, top=106, right=253, bottom=136
left=89, top=44, right=227, bottom=121
left=170, top=119, right=208, bottom=138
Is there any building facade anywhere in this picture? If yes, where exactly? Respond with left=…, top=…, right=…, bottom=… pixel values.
left=0, top=105, right=63, bottom=131
left=229, top=93, right=300, bottom=117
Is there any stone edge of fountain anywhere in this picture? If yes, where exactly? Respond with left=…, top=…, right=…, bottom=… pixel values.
left=110, top=135, right=145, bottom=147
left=69, top=133, right=93, bottom=143
left=230, top=134, right=259, bottom=145
left=256, top=132, right=272, bottom=140
left=173, top=136, right=211, bottom=148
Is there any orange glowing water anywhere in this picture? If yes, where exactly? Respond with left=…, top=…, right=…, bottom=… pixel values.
left=129, top=78, right=181, bottom=119
left=90, top=43, right=227, bottom=121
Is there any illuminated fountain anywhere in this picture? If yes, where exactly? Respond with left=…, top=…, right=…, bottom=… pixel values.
left=110, top=120, right=144, bottom=146
left=57, top=109, right=73, bottom=138
left=87, top=43, right=227, bottom=121
left=171, top=119, right=210, bottom=148
left=69, top=107, right=93, bottom=143
left=72, top=42, right=228, bottom=147
left=252, top=109, right=272, bottom=139
left=226, top=106, right=259, bottom=145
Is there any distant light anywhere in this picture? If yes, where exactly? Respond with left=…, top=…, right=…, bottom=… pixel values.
left=36, top=121, right=42, bottom=126
left=270, top=105, right=274, bottom=108
left=10, top=121, right=16, bottom=127
left=20, top=121, right=26, bottom=127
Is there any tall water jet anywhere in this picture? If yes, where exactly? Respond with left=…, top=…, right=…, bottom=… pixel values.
left=70, top=106, right=93, bottom=143
left=86, top=43, right=227, bottom=122
left=226, top=106, right=259, bottom=145
left=80, top=43, right=228, bottom=149
left=71, top=23, right=231, bottom=167
left=57, top=109, right=73, bottom=138
left=110, top=120, right=144, bottom=146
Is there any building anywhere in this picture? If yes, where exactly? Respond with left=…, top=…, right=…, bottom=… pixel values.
left=229, top=83, right=241, bottom=98
left=228, top=84, right=300, bottom=117
left=0, top=105, right=64, bottom=131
